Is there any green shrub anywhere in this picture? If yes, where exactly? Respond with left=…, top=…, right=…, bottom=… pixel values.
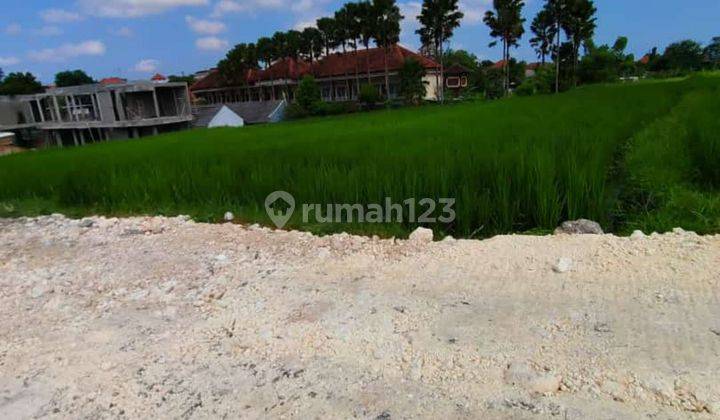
left=359, top=84, right=381, bottom=108
left=295, top=75, right=321, bottom=113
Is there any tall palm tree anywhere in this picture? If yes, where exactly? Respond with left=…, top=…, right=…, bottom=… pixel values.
left=545, top=0, right=568, bottom=93
left=530, top=8, right=556, bottom=65
left=257, top=36, right=275, bottom=100
left=316, top=17, right=337, bottom=57
left=562, top=0, right=596, bottom=86
left=357, top=1, right=377, bottom=83
left=346, top=2, right=364, bottom=95
left=335, top=5, right=354, bottom=100
left=271, top=31, right=289, bottom=100
left=373, top=0, right=402, bottom=99
left=316, top=17, right=339, bottom=100
left=416, top=0, right=464, bottom=103
left=483, top=0, right=525, bottom=95
left=301, top=27, right=323, bottom=74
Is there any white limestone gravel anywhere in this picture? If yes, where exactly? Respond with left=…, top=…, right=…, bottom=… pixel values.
left=0, top=214, right=719, bottom=419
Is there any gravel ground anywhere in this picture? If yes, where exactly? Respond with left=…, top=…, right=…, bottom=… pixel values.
left=1, top=215, right=719, bottom=419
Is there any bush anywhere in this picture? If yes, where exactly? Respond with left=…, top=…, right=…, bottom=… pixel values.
left=359, top=84, right=381, bottom=109
left=284, top=103, right=312, bottom=120
left=515, top=79, right=536, bottom=96
left=296, top=75, right=321, bottom=112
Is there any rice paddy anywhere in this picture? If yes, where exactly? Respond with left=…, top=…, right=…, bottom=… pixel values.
left=1, top=74, right=718, bottom=238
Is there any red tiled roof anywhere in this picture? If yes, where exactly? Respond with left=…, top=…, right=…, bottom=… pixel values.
left=492, top=60, right=508, bottom=69
left=639, top=54, right=651, bottom=65
left=526, top=62, right=542, bottom=70
left=190, top=46, right=439, bottom=92
left=151, top=73, right=167, bottom=81
left=444, top=64, right=472, bottom=75
left=100, top=77, right=126, bottom=86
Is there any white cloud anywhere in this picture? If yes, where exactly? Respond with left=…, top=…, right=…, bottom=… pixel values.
left=212, top=0, right=323, bottom=17
left=0, top=57, right=21, bottom=66
left=293, top=19, right=318, bottom=30
left=133, top=59, right=160, bottom=73
left=195, top=36, right=229, bottom=51
left=79, top=0, right=209, bottom=18
left=399, top=2, right=422, bottom=49
left=40, top=9, right=82, bottom=23
left=4, top=23, right=21, bottom=36
left=185, top=16, right=226, bottom=35
left=36, top=26, right=64, bottom=36
left=28, top=40, right=106, bottom=62
left=111, top=26, right=134, bottom=37
left=459, top=0, right=491, bottom=25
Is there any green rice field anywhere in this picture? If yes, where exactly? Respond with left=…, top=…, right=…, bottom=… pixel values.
left=1, top=74, right=719, bottom=238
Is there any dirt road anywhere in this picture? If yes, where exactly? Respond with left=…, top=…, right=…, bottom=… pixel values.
left=1, top=215, right=719, bottom=418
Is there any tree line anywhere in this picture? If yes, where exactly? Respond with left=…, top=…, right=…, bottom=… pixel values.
left=1, top=0, right=719, bottom=98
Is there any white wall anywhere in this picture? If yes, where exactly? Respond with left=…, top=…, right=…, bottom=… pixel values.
left=208, top=106, right=244, bottom=128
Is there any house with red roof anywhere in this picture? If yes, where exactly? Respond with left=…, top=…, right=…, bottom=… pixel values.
left=190, top=45, right=442, bottom=105
left=151, top=73, right=168, bottom=84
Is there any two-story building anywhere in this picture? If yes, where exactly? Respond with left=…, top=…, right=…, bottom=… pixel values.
left=0, top=80, right=193, bottom=148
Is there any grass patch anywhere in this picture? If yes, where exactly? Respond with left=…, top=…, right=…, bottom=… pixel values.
left=0, top=75, right=718, bottom=238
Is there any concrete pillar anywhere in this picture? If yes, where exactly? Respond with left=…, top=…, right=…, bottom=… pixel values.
left=71, top=130, right=79, bottom=146
left=152, top=127, right=159, bottom=136
left=152, top=88, right=161, bottom=118
left=79, top=130, right=86, bottom=145
left=37, top=99, right=46, bottom=122
left=113, top=91, right=126, bottom=121
left=54, top=131, right=62, bottom=148
left=133, top=128, right=140, bottom=139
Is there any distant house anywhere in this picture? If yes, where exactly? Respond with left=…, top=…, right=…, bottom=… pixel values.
left=100, top=77, right=127, bottom=86
left=443, top=64, right=471, bottom=97
left=151, top=73, right=168, bottom=84
left=525, top=62, right=542, bottom=78
left=192, top=100, right=286, bottom=129
left=190, top=45, right=442, bottom=104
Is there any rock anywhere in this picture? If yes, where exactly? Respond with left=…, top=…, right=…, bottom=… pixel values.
left=554, top=219, right=604, bottom=235
left=408, top=227, right=434, bottom=244
left=79, top=218, right=94, bottom=228
left=224, top=212, right=235, bottom=222
left=553, top=257, right=573, bottom=273
left=630, top=230, right=646, bottom=240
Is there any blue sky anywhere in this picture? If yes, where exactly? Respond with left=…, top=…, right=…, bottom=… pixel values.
left=1, top=0, right=719, bottom=83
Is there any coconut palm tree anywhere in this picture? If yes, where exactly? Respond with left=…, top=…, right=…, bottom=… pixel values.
left=416, top=0, right=464, bottom=103
left=483, top=0, right=525, bottom=95
left=373, top=0, right=402, bottom=99
left=530, top=8, right=556, bottom=65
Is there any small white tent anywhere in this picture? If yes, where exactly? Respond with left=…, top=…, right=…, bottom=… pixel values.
left=208, top=106, right=244, bottom=128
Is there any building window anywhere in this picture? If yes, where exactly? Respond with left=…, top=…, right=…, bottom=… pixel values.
left=336, top=86, right=348, bottom=101
left=446, top=77, right=460, bottom=88
left=460, top=76, right=468, bottom=87
left=322, top=86, right=332, bottom=101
